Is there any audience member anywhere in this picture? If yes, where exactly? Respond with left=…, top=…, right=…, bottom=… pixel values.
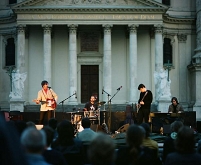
left=51, top=120, right=84, bottom=165
left=88, top=133, right=116, bottom=165
left=140, top=123, right=162, bottom=165
left=21, top=127, right=50, bottom=165
left=162, top=120, right=183, bottom=162
left=165, top=126, right=201, bottom=165
left=168, top=97, right=184, bottom=113
left=115, top=124, right=156, bottom=165
left=76, top=117, right=97, bottom=144
left=48, top=118, right=58, bottom=140
left=42, top=126, right=67, bottom=165
left=26, top=121, right=36, bottom=128
left=0, top=116, right=28, bottom=165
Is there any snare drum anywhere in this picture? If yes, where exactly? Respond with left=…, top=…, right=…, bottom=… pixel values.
left=73, top=114, right=82, bottom=124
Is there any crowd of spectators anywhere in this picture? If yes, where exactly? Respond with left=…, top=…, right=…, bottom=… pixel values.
left=1, top=114, right=201, bottom=165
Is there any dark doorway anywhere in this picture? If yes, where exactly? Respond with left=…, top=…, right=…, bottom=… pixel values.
left=81, top=65, right=99, bottom=103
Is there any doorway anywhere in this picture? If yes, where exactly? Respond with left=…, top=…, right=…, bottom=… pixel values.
left=81, top=65, right=99, bottom=103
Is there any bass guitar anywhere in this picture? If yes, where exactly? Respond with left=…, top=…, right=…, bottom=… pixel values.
left=136, top=91, right=148, bottom=113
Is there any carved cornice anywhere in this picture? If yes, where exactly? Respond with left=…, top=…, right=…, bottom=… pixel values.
left=163, top=14, right=195, bottom=24
left=0, top=15, right=16, bottom=24
left=12, top=7, right=167, bottom=13
left=12, top=0, right=169, bottom=9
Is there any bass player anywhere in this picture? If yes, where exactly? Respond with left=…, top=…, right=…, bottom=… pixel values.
left=34, top=80, right=58, bottom=124
left=137, top=84, right=153, bottom=124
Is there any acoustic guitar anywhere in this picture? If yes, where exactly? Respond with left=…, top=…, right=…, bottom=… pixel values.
left=33, top=99, right=57, bottom=109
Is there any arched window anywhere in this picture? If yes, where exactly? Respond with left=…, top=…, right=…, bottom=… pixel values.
left=5, top=38, right=15, bottom=66
left=163, top=38, right=172, bottom=65
left=9, top=0, right=17, bottom=4
left=162, top=0, right=170, bottom=5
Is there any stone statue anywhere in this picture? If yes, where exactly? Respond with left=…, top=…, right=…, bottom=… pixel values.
left=9, top=70, right=27, bottom=99
left=154, top=68, right=171, bottom=100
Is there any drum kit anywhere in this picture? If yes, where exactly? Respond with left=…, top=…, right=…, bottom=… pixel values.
left=66, top=101, right=106, bottom=133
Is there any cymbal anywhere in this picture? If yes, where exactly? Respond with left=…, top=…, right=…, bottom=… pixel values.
left=66, top=111, right=76, bottom=113
left=97, top=101, right=106, bottom=106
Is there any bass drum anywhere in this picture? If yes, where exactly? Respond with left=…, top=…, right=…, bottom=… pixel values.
left=84, top=110, right=99, bottom=118
left=76, top=121, right=84, bottom=132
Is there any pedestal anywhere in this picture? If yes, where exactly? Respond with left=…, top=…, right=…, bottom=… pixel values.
left=158, top=100, right=170, bottom=113
left=10, top=98, right=25, bottom=112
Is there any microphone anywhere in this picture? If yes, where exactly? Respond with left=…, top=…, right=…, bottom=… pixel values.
left=117, top=86, right=122, bottom=90
left=75, top=91, right=77, bottom=99
left=48, top=87, right=51, bottom=89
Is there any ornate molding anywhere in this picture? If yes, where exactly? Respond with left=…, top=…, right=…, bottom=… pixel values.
left=68, top=24, right=78, bottom=34
left=42, top=24, right=52, bottom=34
left=154, top=24, right=163, bottom=34
left=178, top=34, right=187, bottom=43
left=13, top=7, right=167, bottom=13
left=128, top=24, right=139, bottom=33
left=0, top=15, right=16, bottom=24
left=163, top=34, right=175, bottom=45
left=17, top=25, right=26, bottom=34
left=163, top=14, right=195, bottom=24
left=103, top=24, right=113, bottom=34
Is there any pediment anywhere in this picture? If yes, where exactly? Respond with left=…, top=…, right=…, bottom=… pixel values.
left=13, top=0, right=168, bottom=11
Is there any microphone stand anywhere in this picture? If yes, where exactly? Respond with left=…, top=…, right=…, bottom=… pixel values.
left=59, top=93, right=76, bottom=119
left=102, top=89, right=111, bottom=133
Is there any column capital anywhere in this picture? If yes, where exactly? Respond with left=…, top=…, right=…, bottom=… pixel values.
left=178, top=34, right=187, bottom=43
left=17, top=25, right=26, bottom=34
left=42, top=24, right=52, bottom=34
left=128, top=24, right=139, bottom=33
left=102, top=24, right=113, bottom=33
left=154, top=24, right=163, bottom=34
left=68, top=24, right=78, bottom=34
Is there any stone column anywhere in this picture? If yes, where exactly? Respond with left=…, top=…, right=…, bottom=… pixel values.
left=10, top=25, right=26, bottom=112
left=188, top=0, right=201, bottom=120
left=68, top=24, right=78, bottom=105
left=154, top=25, right=163, bottom=73
left=102, top=24, right=112, bottom=102
left=128, top=24, right=138, bottom=103
left=42, top=24, right=52, bottom=85
left=178, top=34, right=187, bottom=106
left=16, top=25, right=26, bottom=73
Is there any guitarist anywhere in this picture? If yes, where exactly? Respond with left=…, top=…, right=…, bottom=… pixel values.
left=137, top=84, right=153, bottom=124
left=35, top=80, right=58, bottom=124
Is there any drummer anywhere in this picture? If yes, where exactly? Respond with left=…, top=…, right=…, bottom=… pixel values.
left=83, top=95, right=98, bottom=112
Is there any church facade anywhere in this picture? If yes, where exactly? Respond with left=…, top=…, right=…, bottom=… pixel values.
left=0, top=0, right=201, bottom=119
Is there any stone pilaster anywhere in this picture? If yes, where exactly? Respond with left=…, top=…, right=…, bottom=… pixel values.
left=178, top=34, right=187, bottom=106
left=128, top=24, right=138, bottom=103
left=68, top=24, right=78, bottom=105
